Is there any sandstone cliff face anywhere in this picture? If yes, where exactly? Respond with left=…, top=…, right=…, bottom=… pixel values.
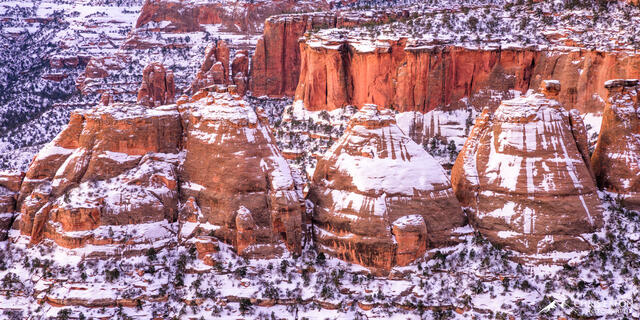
left=250, top=13, right=336, bottom=97
left=295, top=36, right=640, bottom=114
left=0, top=171, right=24, bottom=240
left=451, top=83, right=603, bottom=259
left=13, top=88, right=304, bottom=259
left=190, top=41, right=230, bottom=92
left=137, top=62, right=176, bottom=107
left=16, top=103, right=182, bottom=253
left=591, top=79, right=640, bottom=209
left=309, top=105, right=465, bottom=275
left=178, top=90, right=303, bottom=260
left=135, top=0, right=331, bottom=34
left=249, top=11, right=410, bottom=97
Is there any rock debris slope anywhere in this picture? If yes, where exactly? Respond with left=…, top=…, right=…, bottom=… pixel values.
left=451, top=81, right=603, bottom=260
left=592, top=79, right=640, bottom=210
left=309, top=105, right=465, bottom=275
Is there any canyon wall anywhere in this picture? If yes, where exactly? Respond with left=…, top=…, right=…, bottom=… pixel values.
left=249, top=11, right=411, bottom=97
left=293, top=38, right=640, bottom=113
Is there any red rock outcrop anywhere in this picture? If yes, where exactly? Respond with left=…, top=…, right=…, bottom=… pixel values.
left=190, top=41, right=231, bottom=93
left=295, top=35, right=640, bottom=113
left=0, top=171, right=24, bottom=240
left=232, top=50, right=250, bottom=95
left=451, top=82, right=603, bottom=260
left=250, top=13, right=336, bottom=97
left=591, top=79, right=640, bottom=209
left=137, top=62, right=176, bottom=107
left=249, top=10, right=412, bottom=98
left=15, top=102, right=182, bottom=253
left=177, top=90, right=303, bottom=258
left=135, top=0, right=331, bottom=34
left=309, top=105, right=465, bottom=275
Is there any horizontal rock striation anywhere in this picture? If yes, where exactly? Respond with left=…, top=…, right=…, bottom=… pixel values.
left=591, top=79, right=640, bottom=209
left=451, top=82, right=603, bottom=260
left=295, top=36, right=640, bottom=114
left=309, top=105, right=465, bottom=275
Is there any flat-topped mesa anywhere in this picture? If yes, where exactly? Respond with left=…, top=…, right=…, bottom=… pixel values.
left=14, top=102, right=182, bottom=255
left=0, top=171, right=24, bottom=240
left=309, top=105, right=465, bottom=275
left=592, top=79, right=640, bottom=209
left=451, top=85, right=603, bottom=261
left=178, top=90, right=303, bottom=260
left=137, top=62, right=176, bottom=108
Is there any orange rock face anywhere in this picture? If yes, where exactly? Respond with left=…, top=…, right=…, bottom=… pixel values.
left=451, top=83, right=603, bottom=259
left=178, top=91, right=303, bottom=258
left=249, top=11, right=412, bottom=98
left=309, top=105, right=465, bottom=275
left=295, top=37, right=640, bottom=113
left=191, top=41, right=231, bottom=93
left=0, top=171, right=24, bottom=240
left=137, top=62, right=176, bottom=107
left=15, top=102, right=182, bottom=252
left=591, top=79, right=640, bottom=209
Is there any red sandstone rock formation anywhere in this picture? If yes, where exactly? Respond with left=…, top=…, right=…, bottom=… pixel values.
left=451, top=81, right=603, bottom=260
left=250, top=13, right=336, bottom=97
left=0, top=171, right=24, bottom=240
left=16, top=102, right=182, bottom=252
left=232, top=50, right=250, bottom=95
left=137, top=62, right=175, bottom=107
left=591, top=79, right=640, bottom=209
left=249, top=11, right=412, bottom=97
left=135, top=0, right=330, bottom=34
left=309, top=105, right=465, bottom=275
left=178, top=90, right=303, bottom=259
left=190, top=41, right=231, bottom=93
left=294, top=36, right=640, bottom=114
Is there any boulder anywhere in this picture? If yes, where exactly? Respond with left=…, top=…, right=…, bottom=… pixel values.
left=451, top=82, right=603, bottom=260
left=309, top=105, right=465, bottom=275
left=592, top=79, right=640, bottom=209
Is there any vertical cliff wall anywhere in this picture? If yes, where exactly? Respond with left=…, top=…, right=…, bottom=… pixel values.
left=294, top=38, right=640, bottom=113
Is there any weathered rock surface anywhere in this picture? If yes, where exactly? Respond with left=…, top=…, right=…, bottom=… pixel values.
left=15, top=103, right=182, bottom=252
left=591, top=79, right=640, bottom=209
left=137, top=62, right=176, bottom=107
left=0, top=171, right=24, bottom=240
left=295, top=35, right=640, bottom=113
left=451, top=82, right=603, bottom=259
left=250, top=11, right=410, bottom=98
left=13, top=87, right=304, bottom=259
left=309, top=105, right=465, bottom=275
left=191, top=41, right=231, bottom=92
left=178, top=90, right=303, bottom=259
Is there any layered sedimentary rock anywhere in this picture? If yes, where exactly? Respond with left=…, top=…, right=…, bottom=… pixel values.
left=0, top=171, right=24, bottom=240
left=591, top=79, right=640, bottom=209
left=191, top=41, right=231, bottom=92
left=451, top=82, right=603, bottom=258
left=137, top=62, right=176, bottom=107
left=250, top=11, right=410, bottom=97
left=178, top=90, right=303, bottom=259
left=135, top=0, right=332, bottom=34
left=309, top=105, right=465, bottom=275
left=13, top=88, right=303, bottom=259
left=295, top=35, right=640, bottom=113
left=16, top=103, right=182, bottom=253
